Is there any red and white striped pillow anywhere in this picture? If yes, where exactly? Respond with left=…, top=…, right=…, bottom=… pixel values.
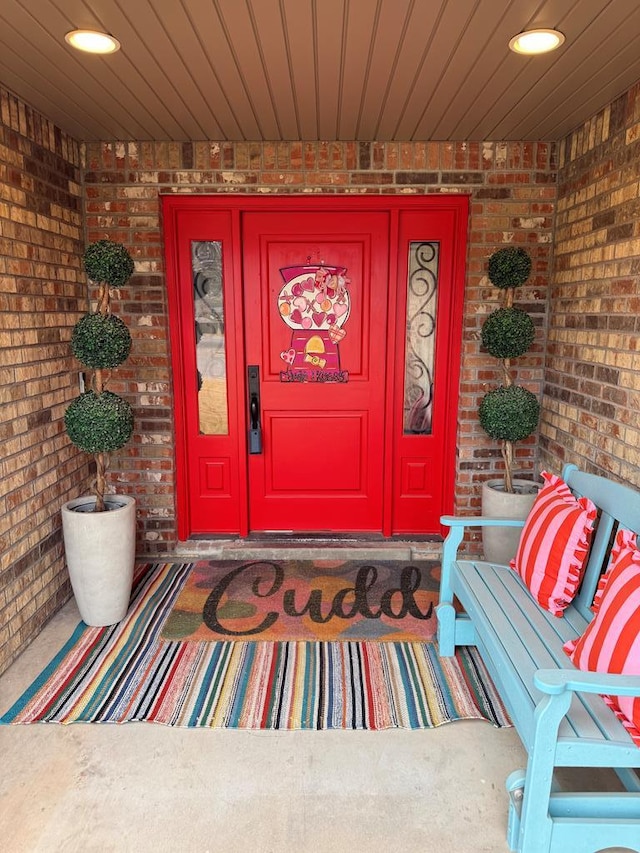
left=563, top=528, right=640, bottom=746
left=510, top=471, right=597, bottom=616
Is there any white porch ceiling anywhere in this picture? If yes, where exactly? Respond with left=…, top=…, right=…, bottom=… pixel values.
left=1, top=0, right=639, bottom=142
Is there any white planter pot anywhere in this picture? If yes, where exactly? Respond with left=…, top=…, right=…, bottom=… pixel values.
left=62, top=495, right=136, bottom=626
left=481, top=478, right=539, bottom=565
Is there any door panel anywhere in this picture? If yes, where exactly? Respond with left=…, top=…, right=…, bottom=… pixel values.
left=242, top=211, right=388, bottom=532
left=268, top=413, right=364, bottom=490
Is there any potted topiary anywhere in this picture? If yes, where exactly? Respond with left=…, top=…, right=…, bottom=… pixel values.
left=61, top=239, right=136, bottom=626
left=479, top=246, right=541, bottom=563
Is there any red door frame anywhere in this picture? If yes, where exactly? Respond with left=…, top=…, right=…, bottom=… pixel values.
left=390, top=208, right=468, bottom=533
left=162, top=195, right=468, bottom=540
left=162, top=204, right=248, bottom=537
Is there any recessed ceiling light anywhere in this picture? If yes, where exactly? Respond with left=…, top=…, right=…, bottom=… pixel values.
left=65, top=29, right=121, bottom=54
left=508, top=28, right=565, bottom=55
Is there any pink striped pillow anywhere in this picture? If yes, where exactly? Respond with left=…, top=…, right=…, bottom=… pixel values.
left=510, top=471, right=597, bottom=616
left=564, top=528, right=640, bottom=746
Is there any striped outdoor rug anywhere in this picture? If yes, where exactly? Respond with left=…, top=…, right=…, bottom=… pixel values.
left=0, top=562, right=510, bottom=730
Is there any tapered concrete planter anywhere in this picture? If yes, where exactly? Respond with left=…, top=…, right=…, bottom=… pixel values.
left=62, top=495, right=136, bottom=626
left=481, top=479, right=539, bottom=565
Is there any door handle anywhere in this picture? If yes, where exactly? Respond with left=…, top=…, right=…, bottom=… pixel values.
left=250, top=393, right=260, bottom=429
left=247, top=365, right=262, bottom=454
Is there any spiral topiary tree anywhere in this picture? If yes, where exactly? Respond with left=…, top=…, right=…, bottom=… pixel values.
left=478, top=247, right=540, bottom=493
left=64, top=240, right=135, bottom=512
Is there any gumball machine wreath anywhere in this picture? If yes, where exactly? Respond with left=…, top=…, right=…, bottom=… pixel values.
left=278, top=263, right=350, bottom=382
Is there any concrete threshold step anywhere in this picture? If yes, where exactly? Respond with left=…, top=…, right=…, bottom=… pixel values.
left=168, top=537, right=442, bottom=562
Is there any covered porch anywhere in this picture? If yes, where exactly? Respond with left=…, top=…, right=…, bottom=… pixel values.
left=1, top=3, right=640, bottom=848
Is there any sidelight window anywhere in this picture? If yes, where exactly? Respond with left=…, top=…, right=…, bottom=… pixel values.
left=403, top=241, right=439, bottom=435
left=191, top=240, right=229, bottom=435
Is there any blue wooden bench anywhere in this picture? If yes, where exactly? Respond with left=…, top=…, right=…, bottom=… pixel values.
left=436, top=463, right=640, bottom=853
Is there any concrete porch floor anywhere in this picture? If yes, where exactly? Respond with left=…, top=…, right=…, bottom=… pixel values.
left=0, top=547, right=628, bottom=853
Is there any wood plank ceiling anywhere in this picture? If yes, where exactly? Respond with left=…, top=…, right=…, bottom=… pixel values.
left=1, top=0, right=639, bottom=142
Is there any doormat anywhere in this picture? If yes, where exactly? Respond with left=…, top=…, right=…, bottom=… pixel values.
left=161, top=559, right=440, bottom=643
left=0, top=563, right=511, bottom=731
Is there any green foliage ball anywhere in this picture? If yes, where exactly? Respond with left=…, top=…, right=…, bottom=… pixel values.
left=487, top=247, right=532, bottom=290
left=71, top=313, right=132, bottom=369
left=83, top=239, right=135, bottom=287
left=481, top=307, right=535, bottom=360
left=65, top=391, right=134, bottom=454
left=478, top=385, right=540, bottom=442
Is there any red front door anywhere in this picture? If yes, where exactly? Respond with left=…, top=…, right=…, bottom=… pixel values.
left=242, top=211, right=388, bottom=532
left=162, top=195, right=468, bottom=540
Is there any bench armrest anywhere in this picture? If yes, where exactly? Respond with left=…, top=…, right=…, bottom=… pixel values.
left=440, top=515, right=527, bottom=530
left=439, top=515, right=526, bottom=575
left=535, top=669, right=640, bottom=698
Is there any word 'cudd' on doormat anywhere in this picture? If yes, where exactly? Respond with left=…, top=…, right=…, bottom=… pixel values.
left=0, top=562, right=511, bottom=731
left=162, top=558, right=440, bottom=643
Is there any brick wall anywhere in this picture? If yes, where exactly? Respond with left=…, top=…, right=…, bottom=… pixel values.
left=540, top=83, right=640, bottom=486
left=83, top=140, right=557, bottom=553
left=0, top=87, right=85, bottom=675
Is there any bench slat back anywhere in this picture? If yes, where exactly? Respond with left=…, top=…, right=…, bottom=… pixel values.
left=563, top=463, right=640, bottom=621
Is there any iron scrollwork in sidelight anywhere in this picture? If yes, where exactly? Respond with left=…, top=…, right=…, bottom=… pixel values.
left=404, top=241, right=439, bottom=435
